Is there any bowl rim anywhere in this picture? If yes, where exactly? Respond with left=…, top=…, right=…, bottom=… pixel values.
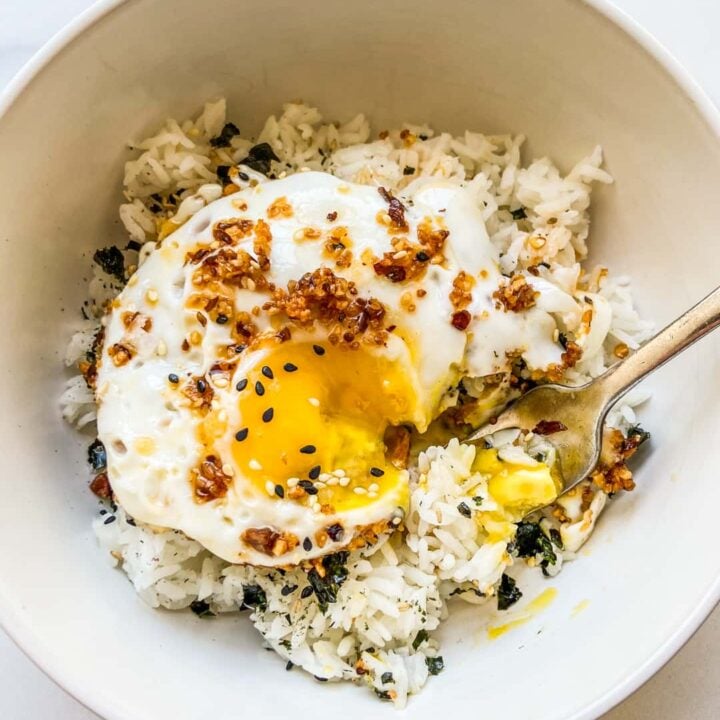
left=1, top=1, right=719, bottom=718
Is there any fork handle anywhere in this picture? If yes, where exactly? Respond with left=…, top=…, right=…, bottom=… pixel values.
left=595, top=285, right=720, bottom=407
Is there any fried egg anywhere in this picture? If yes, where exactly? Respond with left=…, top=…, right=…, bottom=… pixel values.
left=96, top=171, right=567, bottom=565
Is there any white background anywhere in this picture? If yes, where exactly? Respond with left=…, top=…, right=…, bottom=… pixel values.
left=0, top=1, right=718, bottom=718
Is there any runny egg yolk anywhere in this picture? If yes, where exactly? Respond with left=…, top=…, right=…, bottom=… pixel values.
left=231, top=343, right=413, bottom=512
left=474, top=448, right=562, bottom=520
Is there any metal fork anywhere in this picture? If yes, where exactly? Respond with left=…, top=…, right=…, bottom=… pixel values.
left=467, top=285, right=720, bottom=492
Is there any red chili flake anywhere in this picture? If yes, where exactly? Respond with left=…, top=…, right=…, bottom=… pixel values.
left=373, top=262, right=406, bottom=283
left=377, top=187, right=408, bottom=230
left=89, top=472, right=112, bottom=499
left=451, top=310, right=471, bottom=330
left=276, top=326, right=291, bottom=342
left=533, top=420, right=568, bottom=435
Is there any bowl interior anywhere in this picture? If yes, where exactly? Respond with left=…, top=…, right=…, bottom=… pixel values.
left=1, top=1, right=720, bottom=718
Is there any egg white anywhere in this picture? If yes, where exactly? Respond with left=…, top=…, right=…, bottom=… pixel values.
left=96, top=171, right=567, bottom=565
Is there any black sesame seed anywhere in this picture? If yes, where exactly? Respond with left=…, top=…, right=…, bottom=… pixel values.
left=274, top=484, right=284, bottom=498
left=283, top=362, right=298, bottom=372
left=168, top=373, right=179, bottom=384
left=308, top=465, right=321, bottom=480
left=281, top=584, right=298, bottom=596
left=196, top=379, right=207, bottom=393
left=312, top=344, right=325, bottom=356
left=285, top=660, right=294, bottom=671
left=99, top=509, right=107, bottom=515
left=370, top=467, right=385, bottom=477
left=327, top=523, right=344, bottom=542
left=262, top=408, right=274, bottom=423
left=457, top=501, right=472, bottom=518
left=298, top=480, right=318, bottom=495
left=300, top=585, right=313, bottom=599
left=300, top=445, right=316, bottom=454
left=261, top=365, right=274, bottom=379
left=126, top=516, right=137, bottom=526
left=103, top=515, right=116, bottom=525
left=235, top=428, right=249, bottom=442
left=303, top=537, right=313, bottom=551
left=238, top=171, right=250, bottom=182
left=381, top=671, right=394, bottom=684
left=255, top=380, right=265, bottom=396
left=216, top=314, right=228, bottom=324
left=415, top=251, right=430, bottom=262
left=236, top=378, right=248, bottom=392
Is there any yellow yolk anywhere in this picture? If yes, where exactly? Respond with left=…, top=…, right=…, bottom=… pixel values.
left=474, top=448, right=561, bottom=519
left=230, top=343, right=413, bottom=512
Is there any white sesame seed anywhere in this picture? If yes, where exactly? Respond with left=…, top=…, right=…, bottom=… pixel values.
left=308, top=397, right=320, bottom=407
left=214, top=377, right=228, bottom=388
left=333, top=469, right=346, bottom=477
left=368, top=491, right=378, bottom=499
left=249, top=459, right=262, bottom=471
left=319, top=473, right=333, bottom=482
left=246, top=278, right=256, bottom=292
left=287, top=477, right=299, bottom=488
left=392, top=250, right=408, bottom=260
left=265, top=480, right=275, bottom=495
left=339, top=477, right=350, bottom=487
left=368, top=483, right=379, bottom=493
left=217, top=410, right=228, bottom=423
left=146, top=289, right=159, bottom=303
left=327, top=477, right=339, bottom=486
left=155, top=341, right=167, bottom=357
left=315, top=481, right=326, bottom=489
left=222, top=464, right=234, bottom=476
left=353, top=487, right=367, bottom=495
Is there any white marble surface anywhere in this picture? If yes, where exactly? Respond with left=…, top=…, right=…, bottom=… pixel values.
left=0, top=0, right=718, bottom=717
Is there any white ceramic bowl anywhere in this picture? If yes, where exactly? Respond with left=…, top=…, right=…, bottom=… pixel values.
left=1, top=1, right=720, bottom=718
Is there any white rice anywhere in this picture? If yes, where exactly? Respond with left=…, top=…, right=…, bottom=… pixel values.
left=63, top=99, right=653, bottom=706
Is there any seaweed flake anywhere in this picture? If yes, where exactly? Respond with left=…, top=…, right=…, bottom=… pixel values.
left=412, top=628, right=429, bottom=650
left=87, top=439, right=107, bottom=473
left=306, top=552, right=349, bottom=613
left=240, top=584, right=268, bottom=612
left=425, top=656, right=444, bottom=675
left=240, top=143, right=280, bottom=175
left=497, top=573, right=522, bottom=611
left=210, top=122, right=240, bottom=148
left=190, top=600, right=215, bottom=618
left=93, top=246, right=125, bottom=282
